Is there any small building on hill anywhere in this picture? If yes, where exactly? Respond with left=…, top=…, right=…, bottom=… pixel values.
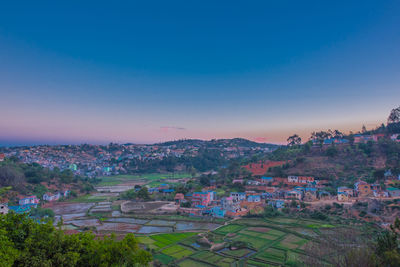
left=286, top=190, right=303, bottom=200
left=260, top=177, right=274, bottom=184
left=19, top=196, right=39, bottom=206
left=230, top=192, right=246, bottom=203
left=247, top=195, right=261, bottom=202
left=337, top=192, right=351, bottom=202
left=387, top=187, right=400, bottom=197
left=338, top=186, right=354, bottom=197
left=288, top=176, right=298, bottom=183
left=0, top=204, right=8, bottom=215
left=43, top=192, right=61, bottom=202
left=174, top=193, right=185, bottom=205
left=268, top=200, right=285, bottom=209
left=354, top=181, right=372, bottom=197
left=304, top=188, right=317, bottom=201
left=209, top=206, right=226, bottom=218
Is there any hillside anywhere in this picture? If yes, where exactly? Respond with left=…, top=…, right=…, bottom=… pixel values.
left=0, top=158, right=93, bottom=203
left=264, top=137, right=400, bottom=187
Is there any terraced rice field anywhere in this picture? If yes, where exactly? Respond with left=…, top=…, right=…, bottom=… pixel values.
left=162, top=245, right=193, bottom=259
left=213, top=224, right=244, bottom=235
left=151, top=233, right=198, bottom=248
left=136, top=216, right=348, bottom=266
left=178, top=258, right=213, bottom=267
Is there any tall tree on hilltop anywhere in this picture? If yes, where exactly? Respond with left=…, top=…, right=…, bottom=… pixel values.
left=287, top=134, right=302, bottom=146
left=310, top=131, right=332, bottom=145
left=388, top=106, right=400, bottom=124
left=333, top=129, right=344, bottom=139
left=362, top=125, right=367, bottom=133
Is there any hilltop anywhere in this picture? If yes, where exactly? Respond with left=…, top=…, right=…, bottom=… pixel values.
left=157, top=138, right=279, bottom=149
left=263, top=123, right=400, bottom=188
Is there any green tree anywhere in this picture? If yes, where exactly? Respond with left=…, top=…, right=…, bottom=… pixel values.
left=137, top=187, right=150, bottom=201
left=287, top=134, right=302, bottom=146
left=376, top=218, right=400, bottom=266
left=388, top=106, right=400, bottom=124
left=0, top=213, right=152, bottom=267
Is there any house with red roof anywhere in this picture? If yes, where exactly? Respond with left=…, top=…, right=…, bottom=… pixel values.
left=174, top=193, right=185, bottom=205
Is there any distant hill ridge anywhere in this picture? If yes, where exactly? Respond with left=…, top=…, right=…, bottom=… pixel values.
left=157, top=138, right=279, bottom=148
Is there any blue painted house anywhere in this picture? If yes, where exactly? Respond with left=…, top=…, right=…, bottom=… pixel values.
left=8, top=204, right=36, bottom=214
left=247, top=195, right=261, bottom=202
left=209, top=206, right=226, bottom=218
left=268, top=200, right=285, bottom=209
left=261, top=177, right=274, bottom=184
left=161, top=188, right=175, bottom=194
left=148, top=188, right=159, bottom=193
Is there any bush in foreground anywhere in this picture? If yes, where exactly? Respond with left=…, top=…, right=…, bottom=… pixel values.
left=0, top=212, right=152, bottom=267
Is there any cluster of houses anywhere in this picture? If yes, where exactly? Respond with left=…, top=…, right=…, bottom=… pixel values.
left=148, top=184, right=176, bottom=194
left=0, top=190, right=70, bottom=215
left=43, top=190, right=70, bottom=202
left=168, top=171, right=400, bottom=219
left=313, top=133, right=400, bottom=147
left=2, top=140, right=273, bottom=179
left=172, top=176, right=333, bottom=218
left=337, top=179, right=400, bottom=202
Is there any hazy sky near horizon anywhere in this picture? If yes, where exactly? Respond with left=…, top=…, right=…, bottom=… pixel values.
left=1, top=1, right=400, bottom=146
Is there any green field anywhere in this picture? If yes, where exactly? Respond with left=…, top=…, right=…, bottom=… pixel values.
left=276, top=234, right=308, bottom=250
left=136, top=216, right=352, bottom=266
left=68, top=194, right=110, bottom=203
left=214, top=224, right=244, bottom=235
left=255, top=247, right=286, bottom=264
left=162, top=245, right=193, bottom=259
left=153, top=253, right=175, bottom=264
left=137, top=236, right=158, bottom=250
left=232, top=234, right=271, bottom=249
left=97, top=173, right=192, bottom=186
left=151, top=232, right=198, bottom=248
left=178, top=258, right=213, bottom=267
left=221, top=248, right=253, bottom=257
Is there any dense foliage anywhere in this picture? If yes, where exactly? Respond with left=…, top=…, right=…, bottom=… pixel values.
left=0, top=213, right=152, bottom=267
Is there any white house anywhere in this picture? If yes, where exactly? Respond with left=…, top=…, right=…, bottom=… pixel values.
left=43, top=192, right=61, bottom=202
left=0, top=204, right=8, bottom=214
left=288, top=176, right=299, bottom=183
left=19, top=196, right=40, bottom=205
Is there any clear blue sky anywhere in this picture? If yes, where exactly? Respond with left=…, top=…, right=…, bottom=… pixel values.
left=1, top=1, right=399, bottom=145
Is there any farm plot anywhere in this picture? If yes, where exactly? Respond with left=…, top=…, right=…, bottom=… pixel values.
left=220, top=248, right=254, bottom=258
left=214, top=224, right=244, bottom=235
left=275, top=234, right=308, bottom=250
left=190, top=251, right=228, bottom=265
left=267, top=217, right=299, bottom=224
left=254, top=247, right=286, bottom=264
left=150, top=232, right=198, bottom=248
left=288, top=227, right=318, bottom=237
left=178, top=258, right=214, bottom=267
left=286, top=251, right=302, bottom=264
left=146, top=219, right=176, bottom=226
left=153, top=253, right=175, bottom=264
left=136, top=236, right=158, bottom=250
left=162, top=245, right=193, bottom=259
left=232, top=234, right=273, bottom=249
left=239, top=229, right=280, bottom=241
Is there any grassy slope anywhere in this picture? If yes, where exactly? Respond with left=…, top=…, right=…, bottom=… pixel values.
left=266, top=142, right=400, bottom=181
